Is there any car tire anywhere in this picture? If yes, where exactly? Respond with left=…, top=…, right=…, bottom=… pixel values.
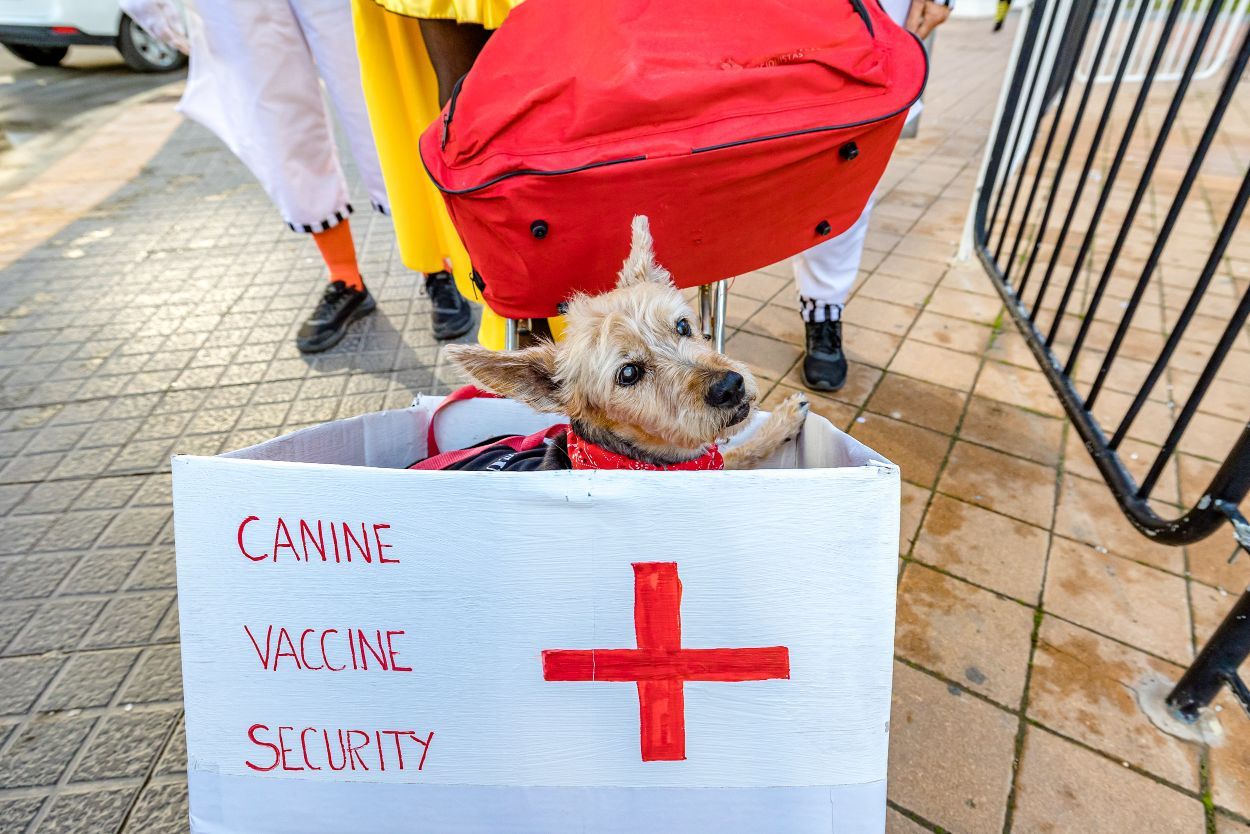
left=3, top=44, right=69, bottom=67
left=117, top=14, right=186, bottom=73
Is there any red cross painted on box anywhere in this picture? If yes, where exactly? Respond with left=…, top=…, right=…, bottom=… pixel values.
left=541, top=562, right=791, bottom=762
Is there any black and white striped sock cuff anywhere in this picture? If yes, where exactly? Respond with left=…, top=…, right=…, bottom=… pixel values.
left=286, top=203, right=354, bottom=234
left=798, top=297, right=844, bottom=323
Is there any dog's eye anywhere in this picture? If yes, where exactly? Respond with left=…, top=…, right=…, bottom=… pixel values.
left=616, top=363, right=644, bottom=386
left=676, top=318, right=693, bottom=338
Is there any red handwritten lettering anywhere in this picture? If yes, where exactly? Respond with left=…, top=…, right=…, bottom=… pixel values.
left=245, top=724, right=280, bottom=772
left=346, top=729, right=371, bottom=770
left=321, top=629, right=344, bottom=671
left=340, top=523, right=372, bottom=563
left=244, top=626, right=413, bottom=673
left=356, top=630, right=388, bottom=671
left=298, top=628, right=322, bottom=671
left=239, top=517, right=401, bottom=566
left=243, top=625, right=272, bottom=667
left=238, top=516, right=266, bottom=561
left=277, top=726, right=303, bottom=771
left=299, top=519, right=326, bottom=561
left=386, top=630, right=412, bottom=672
left=273, top=628, right=302, bottom=670
left=373, top=523, right=398, bottom=563
left=245, top=725, right=433, bottom=773
left=300, top=728, right=322, bottom=771
left=273, top=518, right=299, bottom=562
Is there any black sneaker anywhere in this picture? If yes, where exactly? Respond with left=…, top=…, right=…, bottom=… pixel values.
left=296, top=281, right=376, bottom=354
left=801, top=318, right=848, bottom=392
left=425, top=271, right=473, bottom=340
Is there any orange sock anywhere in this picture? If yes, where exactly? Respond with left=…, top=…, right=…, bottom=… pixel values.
left=312, top=220, right=364, bottom=290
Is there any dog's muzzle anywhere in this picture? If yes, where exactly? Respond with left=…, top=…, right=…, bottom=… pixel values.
left=705, top=370, right=745, bottom=409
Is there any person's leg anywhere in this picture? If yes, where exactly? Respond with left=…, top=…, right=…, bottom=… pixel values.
left=391, top=17, right=495, bottom=338
left=295, top=0, right=473, bottom=340
left=291, top=0, right=389, bottom=216
left=312, top=220, right=364, bottom=290
left=351, top=0, right=484, bottom=342
left=417, top=19, right=493, bottom=108
left=298, top=216, right=377, bottom=353
left=182, top=0, right=374, bottom=354
left=793, top=201, right=873, bottom=391
left=185, top=0, right=352, bottom=233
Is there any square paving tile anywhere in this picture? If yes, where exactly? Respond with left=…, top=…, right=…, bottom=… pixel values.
left=888, top=340, right=982, bottom=392
left=923, top=287, right=1003, bottom=325
left=887, top=662, right=1017, bottom=834
left=1217, top=814, right=1250, bottom=833
left=960, top=396, right=1064, bottom=467
left=1189, top=581, right=1244, bottom=651
left=911, top=494, right=1049, bottom=603
left=895, top=564, right=1034, bottom=706
left=1012, top=725, right=1206, bottom=834
left=937, top=441, right=1056, bottom=529
left=851, top=413, right=951, bottom=488
left=852, top=297, right=923, bottom=336
left=886, top=807, right=931, bottom=833
left=973, top=360, right=1065, bottom=418
left=1054, top=474, right=1184, bottom=573
left=725, top=330, right=801, bottom=382
left=1043, top=536, right=1192, bottom=664
left=866, top=373, right=967, bottom=435
left=842, top=323, right=905, bottom=370
left=1185, top=532, right=1250, bottom=593
left=0, top=714, right=96, bottom=788
left=1028, top=616, right=1199, bottom=790
left=740, top=303, right=806, bottom=346
left=1210, top=688, right=1250, bottom=819
left=38, top=785, right=136, bottom=833
left=899, top=482, right=930, bottom=556
left=856, top=274, right=933, bottom=308
left=907, top=309, right=994, bottom=355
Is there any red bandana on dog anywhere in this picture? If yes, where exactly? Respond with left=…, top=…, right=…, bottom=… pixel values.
left=566, top=430, right=724, bottom=471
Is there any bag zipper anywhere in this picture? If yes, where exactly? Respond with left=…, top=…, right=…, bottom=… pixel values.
left=849, top=0, right=875, bottom=36
left=441, top=74, right=467, bottom=150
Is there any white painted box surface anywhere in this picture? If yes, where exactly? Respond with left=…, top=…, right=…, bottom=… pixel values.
left=171, top=396, right=900, bottom=834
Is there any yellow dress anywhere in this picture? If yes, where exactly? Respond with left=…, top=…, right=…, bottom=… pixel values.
left=354, top=0, right=551, bottom=350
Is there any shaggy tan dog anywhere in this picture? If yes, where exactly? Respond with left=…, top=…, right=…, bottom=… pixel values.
left=446, top=216, right=809, bottom=470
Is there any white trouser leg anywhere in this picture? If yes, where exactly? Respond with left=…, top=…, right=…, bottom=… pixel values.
left=179, top=0, right=350, bottom=232
left=793, top=198, right=874, bottom=322
left=291, top=0, right=390, bottom=216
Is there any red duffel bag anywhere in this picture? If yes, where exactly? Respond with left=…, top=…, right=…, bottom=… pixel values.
left=419, top=0, right=928, bottom=320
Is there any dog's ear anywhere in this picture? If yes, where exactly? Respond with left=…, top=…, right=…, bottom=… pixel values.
left=443, top=342, right=562, bottom=413
left=616, top=215, right=673, bottom=288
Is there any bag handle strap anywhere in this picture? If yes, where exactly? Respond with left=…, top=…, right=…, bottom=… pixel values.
left=411, top=423, right=567, bottom=471
left=426, top=385, right=501, bottom=456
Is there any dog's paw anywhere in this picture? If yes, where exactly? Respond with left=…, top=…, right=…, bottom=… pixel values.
left=772, top=392, right=809, bottom=442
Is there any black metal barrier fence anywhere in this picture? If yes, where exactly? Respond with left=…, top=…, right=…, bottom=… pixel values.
left=971, top=0, right=1250, bottom=719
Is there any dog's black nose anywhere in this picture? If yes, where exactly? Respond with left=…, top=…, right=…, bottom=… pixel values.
left=705, top=371, right=745, bottom=408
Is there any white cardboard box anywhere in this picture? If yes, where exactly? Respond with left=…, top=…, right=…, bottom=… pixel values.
left=171, top=396, right=900, bottom=833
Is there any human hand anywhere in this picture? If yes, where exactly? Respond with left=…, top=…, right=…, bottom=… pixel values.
left=906, top=0, right=952, bottom=39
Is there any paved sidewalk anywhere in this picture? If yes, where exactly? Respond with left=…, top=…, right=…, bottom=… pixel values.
left=0, top=80, right=442, bottom=833
left=0, top=15, right=1248, bottom=834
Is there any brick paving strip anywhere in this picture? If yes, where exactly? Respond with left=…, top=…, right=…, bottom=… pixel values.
left=0, top=71, right=452, bottom=831
left=1, top=17, right=1249, bottom=834
left=0, top=84, right=186, bottom=272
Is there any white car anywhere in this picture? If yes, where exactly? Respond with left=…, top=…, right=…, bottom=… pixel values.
left=0, top=0, right=185, bottom=72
